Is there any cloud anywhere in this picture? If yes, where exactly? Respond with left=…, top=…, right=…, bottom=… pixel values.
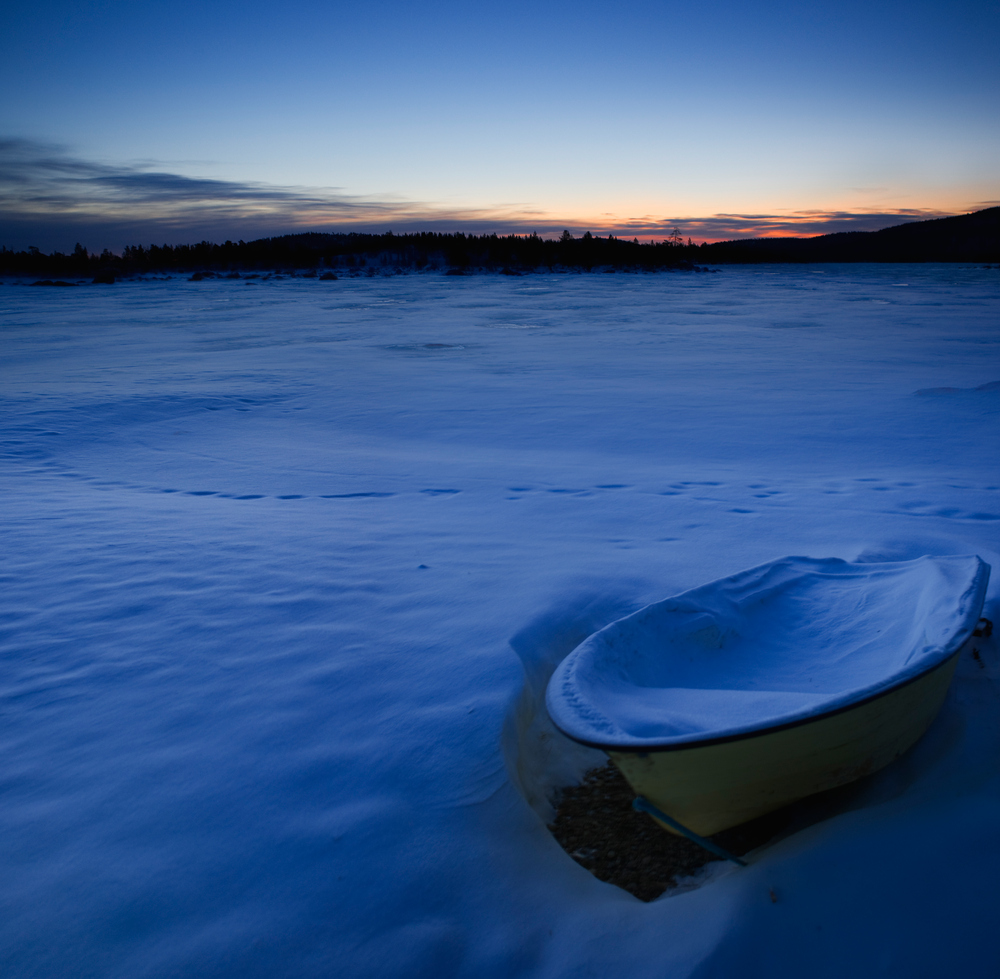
left=1, top=138, right=544, bottom=250
left=0, top=137, right=455, bottom=232
left=0, top=138, right=965, bottom=252
left=580, top=209, right=960, bottom=241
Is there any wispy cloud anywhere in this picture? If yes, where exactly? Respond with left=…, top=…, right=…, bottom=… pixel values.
left=0, top=138, right=964, bottom=251
left=0, top=137, right=461, bottom=228
left=582, top=209, right=959, bottom=241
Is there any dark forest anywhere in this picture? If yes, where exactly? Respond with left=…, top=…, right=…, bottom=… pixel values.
left=2, top=208, right=997, bottom=281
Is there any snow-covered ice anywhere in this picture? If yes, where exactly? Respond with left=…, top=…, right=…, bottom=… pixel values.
left=1, top=265, right=999, bottom=977
left=546, top=554, right=990, bottom=747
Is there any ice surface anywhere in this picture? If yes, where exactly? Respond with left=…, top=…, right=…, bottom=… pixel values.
left=547, top=555, right=990, bottom=747
left=1, top=265, right=999, bottom=977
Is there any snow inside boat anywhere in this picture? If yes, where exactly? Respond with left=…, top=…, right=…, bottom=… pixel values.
left=546, top=555, right=991, bottom=836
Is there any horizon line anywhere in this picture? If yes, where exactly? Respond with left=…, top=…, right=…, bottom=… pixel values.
left=3, top=138, right=995, bottom=253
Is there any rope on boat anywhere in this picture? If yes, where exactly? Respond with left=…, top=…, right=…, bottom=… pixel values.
left=632, top=796, right=748, bottom=867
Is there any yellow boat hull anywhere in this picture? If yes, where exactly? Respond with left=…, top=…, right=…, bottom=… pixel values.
left=609, top=651, right=959, bottom=837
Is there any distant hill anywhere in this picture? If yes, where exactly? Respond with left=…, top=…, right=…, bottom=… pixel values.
left=701, top=206, right=1000, bottom=263
left=2, top=208, right=997, bottom=277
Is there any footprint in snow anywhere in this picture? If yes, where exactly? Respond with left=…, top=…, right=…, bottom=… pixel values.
left=321, top=492, right=395, bottom=498
left=915, top=380, right=1000, bottom=396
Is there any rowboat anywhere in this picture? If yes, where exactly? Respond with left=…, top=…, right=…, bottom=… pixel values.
left=546, top=555, right=990, bottom=838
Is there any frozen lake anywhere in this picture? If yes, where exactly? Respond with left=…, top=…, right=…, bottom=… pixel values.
left=2, top=265, right=999, bottom=977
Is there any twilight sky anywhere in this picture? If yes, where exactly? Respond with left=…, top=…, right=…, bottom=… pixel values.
left=2, top=0, right=998, bottom=251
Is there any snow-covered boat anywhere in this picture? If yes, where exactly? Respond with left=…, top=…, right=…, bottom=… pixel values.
left=546, top=555, right=990, bottom=837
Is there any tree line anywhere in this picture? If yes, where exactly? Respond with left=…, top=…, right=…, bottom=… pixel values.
left=2, top=207, right=996, bottom=278
left=0, top=231, right=705, bottom=278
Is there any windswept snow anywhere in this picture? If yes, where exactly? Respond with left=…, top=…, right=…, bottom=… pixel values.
left=1, top=265, right=999, bottom=978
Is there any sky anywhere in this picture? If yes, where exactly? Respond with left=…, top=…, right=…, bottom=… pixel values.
left=1, top=0, right=998, bottom=251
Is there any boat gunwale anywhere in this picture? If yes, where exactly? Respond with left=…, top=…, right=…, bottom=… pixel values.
left=552, top=648, right=964, bottom=754
left=546, top=555, right=990, bottom=754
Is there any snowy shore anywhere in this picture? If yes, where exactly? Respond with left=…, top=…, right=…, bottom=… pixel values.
left=2, top=265, right=998, bottom=977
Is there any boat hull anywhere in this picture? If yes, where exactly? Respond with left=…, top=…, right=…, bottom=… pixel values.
left=609, top=651, right=959, bottom=837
